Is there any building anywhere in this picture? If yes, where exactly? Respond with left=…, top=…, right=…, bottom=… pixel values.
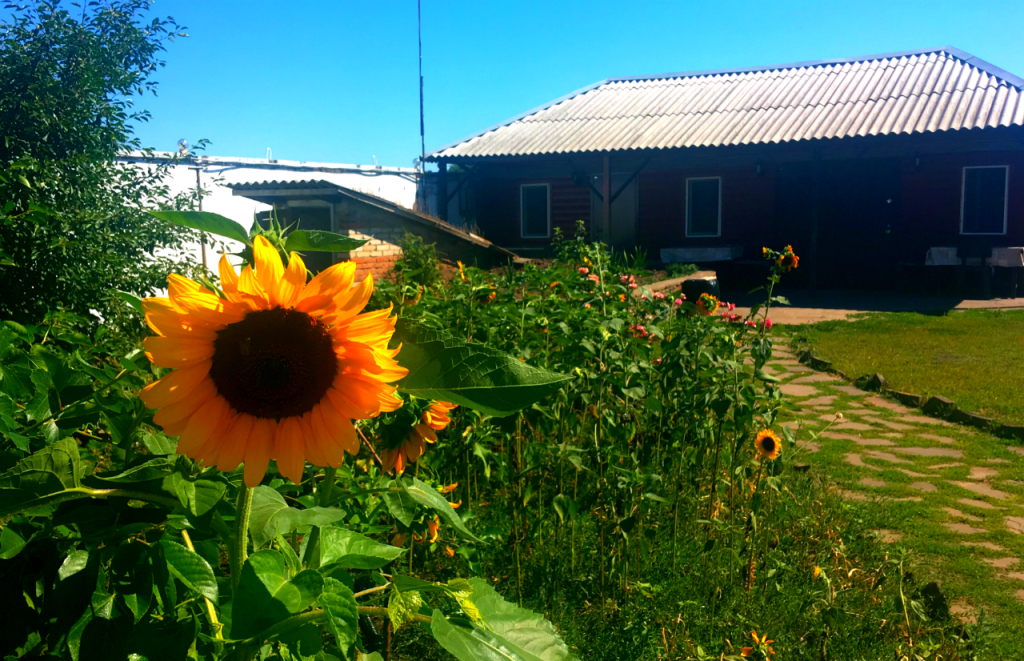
left=118, top=152, right=421, bottom=268
left=424, top=47, right=1024, bottom=290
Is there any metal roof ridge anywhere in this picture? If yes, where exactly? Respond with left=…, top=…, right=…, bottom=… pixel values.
left=425, top=46, right=1024, bottom=161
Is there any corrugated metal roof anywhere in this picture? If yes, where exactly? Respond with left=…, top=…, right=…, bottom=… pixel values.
left=428, top=47, right=1024, bottom=160
left=230, top=179, right=343, bottom=191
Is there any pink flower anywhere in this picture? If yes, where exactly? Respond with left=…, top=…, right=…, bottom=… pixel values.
left=588, top=274, right=600, bottom=283
left=653, top=292, right=666, bottom=300
left=727, top=302, right=736, bottom=311
left=745, top=320, right=756, bottom=327
left=584, top=303, right=591, bottom=309
left=648, top=336, right=655, bottom=344
left=654, top=357, right=662, bottom=366
left=578, top=267, right=589, bottom=275
left=620, top=275, right=628, bottom=283
left=761, top=318, right=773, bottom=330
left=628, top=282, right=638, bottom=290
left=674, top=298, right=683, bottom=306
left=641, top=294, right=648, bottom=301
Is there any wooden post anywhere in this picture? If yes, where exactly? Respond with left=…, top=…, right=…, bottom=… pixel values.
left=437, top=160, right=449, bottom=221
left=602, top=153, right=611, bottom=242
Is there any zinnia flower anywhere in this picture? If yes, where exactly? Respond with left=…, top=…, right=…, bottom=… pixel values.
left=741, top=630, right=775, bottom=657
left=457, top=261, right=466, bottom=281
left=139, top=236, right=406, bottom=486
left=776, top=245, right=799, bottom=272
left=754, top=429, right=781, bottom=460
left=380, top=401, right=457, bottom=475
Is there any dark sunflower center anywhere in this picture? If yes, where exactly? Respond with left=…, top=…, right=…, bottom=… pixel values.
left=209, top=307, right=337, bottom=419
left=762, top=437, right=776, bottom=452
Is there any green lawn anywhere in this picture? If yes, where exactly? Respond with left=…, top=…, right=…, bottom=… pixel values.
left=797, top=309, right=1024, bottom=425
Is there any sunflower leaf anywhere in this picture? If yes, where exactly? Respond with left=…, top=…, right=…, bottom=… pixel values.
left=148, top=210, right=251, bottom=245
left=391, top=321, right=573, bottom=417
left=429, top=578, right=578, bottom=661
left=284, top=229, right=366, bottom=253
left=401, top=477, right=480, bottom=542
left=318, top=525, right=405, bottom=570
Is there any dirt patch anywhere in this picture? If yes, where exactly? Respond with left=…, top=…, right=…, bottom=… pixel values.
left=801, top=395, right=837, bottom=407
left=864, top=451, right=912, bottom=464
left=984, top=557, right=1020, bottom=569
left=780, top=384, right=820, bottom=397
left=942, top=507, right=983, bottom=522
left=917, top=433, right=956, bottom=444
left=778, top=421, right=801, bottom=429
left=898, top=468, right=933, bottom=478
left=964, top=541, right=1005, bottom=551
left=950, top=599, right=978, bottom=624
left=859, top=477, right=887, bottom=488
left=958, top=498, right=1002, bottom=510
left=873, top=529, right=903, bottom=543
left=845, top=453, right=879, bottom=469
left=1005, top=516, right=1024, bottom=535
left=891, top=447, right=963, bottom=458
left=834, top=421, right=874, bottom=431
left=985, top=458, right=1010, bottom=464
left=950, top=481, right=1011, bottom=500
left=910, top=481, right=938, bottom=492
left=944, top=522, right=987, bottom=534
left=930, top=462, right=963, bottom=470
left=968, top=466, right=999, bottom=481
left=841, top=490, right=870, bottom=501
left=830, top=385, right=868, bottom=396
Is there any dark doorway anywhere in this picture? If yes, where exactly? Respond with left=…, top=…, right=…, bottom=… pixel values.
left=774, top=158, right=901, bottom=290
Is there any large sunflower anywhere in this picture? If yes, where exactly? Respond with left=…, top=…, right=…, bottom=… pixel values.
left=380, top=401, right=457, bottom=475
left=139, top=236, right=406, bottom=486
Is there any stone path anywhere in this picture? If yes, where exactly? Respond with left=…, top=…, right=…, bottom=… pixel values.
left=767, top=344, right=1024, bottom=625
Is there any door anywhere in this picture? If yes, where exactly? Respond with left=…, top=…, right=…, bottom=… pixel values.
left=590, top=173, right=638, bottom=250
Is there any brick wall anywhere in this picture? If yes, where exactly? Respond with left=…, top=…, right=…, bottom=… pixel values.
left=332, top=197, right=507, bottom=280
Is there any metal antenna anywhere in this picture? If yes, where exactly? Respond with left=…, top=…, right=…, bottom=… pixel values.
left=417, top=0, right=426, bottom=211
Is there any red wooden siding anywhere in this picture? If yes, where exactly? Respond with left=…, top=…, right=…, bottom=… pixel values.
left=474, top=177, right=590, bottom=248
left=637, top=166, right=775, bottom=258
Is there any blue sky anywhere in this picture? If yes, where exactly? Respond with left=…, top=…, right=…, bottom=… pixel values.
left=126, top=0, right=1024, bottom=168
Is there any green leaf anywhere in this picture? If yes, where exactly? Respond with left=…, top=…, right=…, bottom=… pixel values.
left=284, top=230, right=367, bottom=253
left=231, top=550, right=324, bottom=639
left=391, top=321, right=572, bottom=417
left=94, top=456, right=175, bottom=484
left=164, top=473, right=226, bottom=516
left=319, top=526, right=405, bottom=570
left=148, top=210, right=251, bottom=245
left=114, top=290, right=143, bottom=314
left=381, top=479, right=416, bottom=527
left=318, top=577, right=359, bottom=653
left=0, top=526, right=28, bottom=559
left=155, top=539, right=219, bottom=604
left=402, top=477, right=479, bottom=542
left=248, top=486, right=347, bottom=548
left=388, top=589, right=423, bottom=631
left=0, top=438, right=82, bottom=515
left=429, top=579, right=577, bottom=661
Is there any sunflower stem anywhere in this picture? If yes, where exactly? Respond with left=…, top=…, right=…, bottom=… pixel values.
left=232, top=485, right=254, bottom=594
left=301, top=466, right=337, bottom=568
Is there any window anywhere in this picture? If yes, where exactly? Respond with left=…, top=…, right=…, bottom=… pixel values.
left=686, top=177, right=721, bottom=237
left=520, top=184, right=550, bottom=238
left=961, top=166, right=1008, bottom=235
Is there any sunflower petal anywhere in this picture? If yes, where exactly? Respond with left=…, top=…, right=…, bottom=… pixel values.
left=275, top=416, right=306, bottom=484
left=177, top=396, right=230, bottom=458
left=308, top=406, right=345, bottom=468
left=323, top=275, right=373, bottom=325
left=194, top=409, right=239, bottom=466
left=296, top=414, right=329, bottom=468
left=277, top=251, right=307, bottom=308
left=318, top=399, right=360, bottom=456
left=139, top=360, right=212, bottom=409
left=414, top=424, right=438, bottom=443
left=143, top=335, right=216, bottom=368
left=219, top=254, right=240, bottom=298
left=143, top=298, right=220, bottom=338
left=152, top=377, right=217, bottom=428
left=238, top=264, right=271, bottom=309
left=244, top=419, right=275, bottom=486
left=216, top=413, right=255, bottom=473
left=253, top=235, right=286, bottom=305
left=297, top=261, right=356, bottom=306
left=167, top=273, right=204, bottom=301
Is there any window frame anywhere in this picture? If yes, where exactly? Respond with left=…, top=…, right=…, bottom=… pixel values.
left=685, top=176, right=723, bottom=238
left=960, top=165, right=1009, bottom=236
left=520, top=183, right=551, bottom=239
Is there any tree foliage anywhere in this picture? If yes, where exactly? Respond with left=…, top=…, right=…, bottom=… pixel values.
left=0, top=0, right=200, bottom=327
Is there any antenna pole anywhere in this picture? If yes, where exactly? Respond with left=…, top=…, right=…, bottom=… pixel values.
left=418, top=0, right=426, bottom=211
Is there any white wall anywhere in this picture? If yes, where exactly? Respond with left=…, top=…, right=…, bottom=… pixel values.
left=120, top=153, right=420, bottom=269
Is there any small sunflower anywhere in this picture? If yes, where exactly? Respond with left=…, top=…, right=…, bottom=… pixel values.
left=776, top=244, right=799, bottom=272
left=754, top=429, right=782, bottom=460
left=139, top=236, right=406, bottom=486
left=741, top=630, right=775, bottom=658
left=696, top=292, right=720, bottom=316
left=379, top=401, right=457, bottom=475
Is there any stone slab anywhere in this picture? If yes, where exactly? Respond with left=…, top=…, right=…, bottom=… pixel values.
left=891, top=447, right=963, bottom=458
left=864, top=451, right=912, bottom=464
left=830, top=384, right=868, bottom=396
left=917, top=433, right=956, bottom=445
left=950, top=481, right=1011, bottom=500
left=942, top=507, right=983, bottom=522
left=944, top=522, right=987, bottom=534
left=958, top=498, right=1002, bottom=510
left=780, top=384, right=820, bottom=397
left=910, top=481, right=938, bottom=492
